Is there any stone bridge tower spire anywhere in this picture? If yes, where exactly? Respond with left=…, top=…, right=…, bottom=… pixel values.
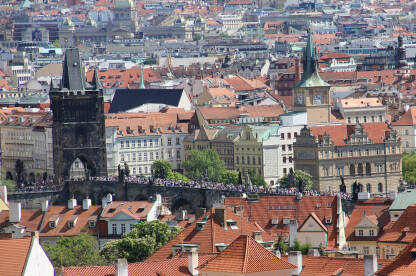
left=293, top=29, right=331, bottom=125
left=50, top=48, right=107, bottom=185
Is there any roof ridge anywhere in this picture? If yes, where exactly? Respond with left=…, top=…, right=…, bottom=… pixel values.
left=242, top=235, right=249, bottom=273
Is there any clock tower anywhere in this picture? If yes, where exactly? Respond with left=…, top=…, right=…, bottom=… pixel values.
left=293, top=30, right=331, bottom=125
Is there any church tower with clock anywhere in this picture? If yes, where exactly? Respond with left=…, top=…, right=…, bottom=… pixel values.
left=293, top=30, right=331, bottom=125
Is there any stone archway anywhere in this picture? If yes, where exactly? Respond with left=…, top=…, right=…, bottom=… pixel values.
left=65, top=155, right=97, bottom=181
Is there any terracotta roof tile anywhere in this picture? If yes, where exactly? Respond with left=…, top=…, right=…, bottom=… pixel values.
left=61, top=253, right=217, bottom=276
left=392, top=106, right=416, bottom=126
left=345, top=198, right=392, bottom=242
left=379, top=204, right=416, bottom=243
left=147, top=207, right=273, bottom=261
left=376, top=237, right=416, bottom=275
left=225, top=196, right=340, bottom=249
left=0, top=236, right=32, bottom=276
left=198, top=235, right=296, bottom=273
left=101, top=201, right=153, bottom=220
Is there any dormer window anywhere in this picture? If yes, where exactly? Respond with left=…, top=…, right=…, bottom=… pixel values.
left=325, top=217, right=332, bottom=224
left=68, top=221, right=74, bottom=228
left=49, top=221, right=56, bottom=228
left=271, top=218, right=278, bottom=225
left=283, top=218, right=290, bottom=225
left=226, top=219, right=238, bottom=230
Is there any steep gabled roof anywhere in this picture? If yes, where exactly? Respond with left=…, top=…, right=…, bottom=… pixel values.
left=0, top=237, right=32, bottom=276
left=147, top=207, right=273, bottom=261
left=197, top=235, right=296, bottom=274
left=376, top=237, right=416, bottom=276
left=379, top=204, right=416, bottom=243
left=109, top=89, right=185, bottom=113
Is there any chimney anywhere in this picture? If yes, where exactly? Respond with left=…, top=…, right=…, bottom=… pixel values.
left=252, top=231, right=263, bottom=242
left=308, top=249, right=320, bottom=256
left=9, top=202, right=21, bottom=223
left=364, top=254, right=377, bottom=276
left=289, top=220, right=298, bottom=247
left=31, top=231, right=39, bottom=240
left=214, top=208, right=226, bottom=228
left=288, top=251, right=302, bottom=275
left=0, top=186, right=7, bottom=204
left=68, top=198, right=77, bottom=210
left=115, top=258, right=128, bottom=276
left=106, top=193, right=113, bottom=203
left=83, top=198, right=92, bottom=210
left=390, top=191, right=397, bottom=201
left=41, top=200, right=49, bottom=212
left=195, top=208, right=206, bottom=219
left=295, top=58, right=301, bottom=83
left=274, top=250, right=281, bottom=258
left=187, top=245, right=199, bottom=276
left=176, top=210, right=187, bottom=221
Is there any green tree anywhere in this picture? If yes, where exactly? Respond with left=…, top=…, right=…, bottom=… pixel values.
left=279, top=170, right=313, bottom=190
left=218, top=170, right=239, bottom=185
left=182, top=149, right=226, bottom=182
left=53, top=39, right=60, bottom=48
left=152, top=160, right=174, bottom=179
left=44, top=234, right=108, bottom=267
left=100, top=220, right=181, bottom=263
left=318, top=243, right=328, bottom=256
left=289, top=239, right=312, bottom=255
left=193, top=33, right=202, bottom=41
left=274, top=235, right=288, bottom=254
left=248, top=170, right=267, bottom=187
left=403, top=152, right=416, bottom=184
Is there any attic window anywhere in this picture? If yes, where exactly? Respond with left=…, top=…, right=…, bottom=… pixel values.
left=271, top=218, right=278, bottom=225
left=89, top=220, right=96, bottom=228
left=49, top=221, right=56, bottom=228
left=268, top=206, right=273, bottom=210
left=274, top=206, right=278, bottom=210
left=325, top=217, right=332, bottom=224
left=137, top=208, right=145, bottom=213
left=226, top=219, right=239, bottom=230
left=68, top=221, right=74, bottom=228
left=316, top=203, right=321, bottom=208
left=327, top=203, right=332, bottom=207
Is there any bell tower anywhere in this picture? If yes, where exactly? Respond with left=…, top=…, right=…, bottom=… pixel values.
left=293, top=30, right=331, bottom=125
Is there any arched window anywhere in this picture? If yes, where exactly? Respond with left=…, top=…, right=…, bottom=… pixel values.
left=366, top=184, right=371, bottom=193
left=378, top=183, right=383, bottom=193
left=366, top=163, right=371, bottom=175
left=350, top=164, right=355, bottom=176
left=358, top=163, right=363, bottom=176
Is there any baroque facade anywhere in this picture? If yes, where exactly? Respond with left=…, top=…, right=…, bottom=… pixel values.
left=294, top=123, right=402, bottom=192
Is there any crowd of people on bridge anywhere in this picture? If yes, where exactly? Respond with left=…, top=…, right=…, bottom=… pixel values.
left=77, top=175, right=353, bottom=199
left=14, top=180, right=60, bottom=193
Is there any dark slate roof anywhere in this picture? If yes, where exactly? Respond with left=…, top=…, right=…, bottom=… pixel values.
left=109, top=89, right=184, bottom=113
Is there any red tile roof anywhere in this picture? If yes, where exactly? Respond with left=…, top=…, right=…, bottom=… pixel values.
left=0, top=236, right=32, bottom=276
left=61, top=253, right=217, bottom=276
left=345, top=198, right=392, bottom=242
left=310, top=123, right=390, bottom=146
left=225, top=196, right=340, bottom=249
left=281, top=255, right=390, bottom=276
left=147, top=207, right=273, bottom=261
left=379, top=204, right=416, bottom=243
left=101, top=201, right=153, bottom=220
left=85, top=67, right=160, bottom=88
left=392, top=106, right=416, bottom=126
left=39, top=205, right=102, bottom=237
left=376, top=237, right=416, bottom=275
left=198, top=235, right=296, bottom=273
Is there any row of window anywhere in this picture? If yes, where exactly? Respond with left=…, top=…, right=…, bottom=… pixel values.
left=111, top=223, right=135, bottom=235
left=236, top=156, right=262, bottom=165
left=280, top=132, right=297, bottom=139
left=346, top=115, right=383, bottom=124
left=321, top=146, right=398, bottom=159
left=120, top=151, right=159, bottom=162
left=120, top=139, right=159, bottom=149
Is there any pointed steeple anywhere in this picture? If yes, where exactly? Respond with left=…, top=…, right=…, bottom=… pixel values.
left=139, top=65, right=145, bottom=89
left=295, top=29, right=329, bottom=88
left=61, top=48, right=85, bottom=91
left=91, top=68, right=102, bottom=90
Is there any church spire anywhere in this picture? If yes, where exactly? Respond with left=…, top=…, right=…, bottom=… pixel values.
left=295, top=29, right=329, bottom=88
left=139, top=65, right=145, bottom=89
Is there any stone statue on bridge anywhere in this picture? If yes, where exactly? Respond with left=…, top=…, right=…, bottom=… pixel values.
left=339, top=175, right=346, bottom=193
